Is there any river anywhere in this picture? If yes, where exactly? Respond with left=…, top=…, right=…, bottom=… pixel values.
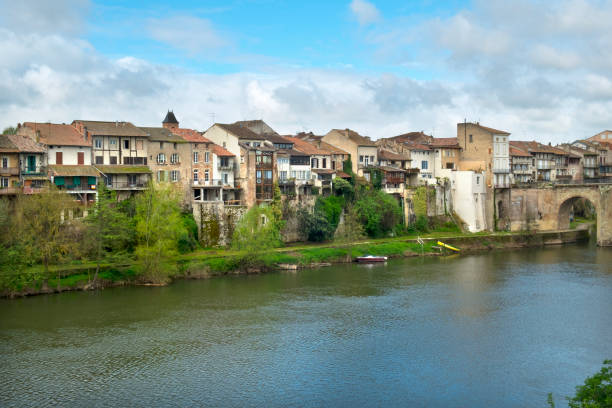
left=1, top=243, right=611, bottom=407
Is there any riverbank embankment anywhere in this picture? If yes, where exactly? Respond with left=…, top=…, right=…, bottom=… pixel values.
left=1, top=228, right=591, bottom=298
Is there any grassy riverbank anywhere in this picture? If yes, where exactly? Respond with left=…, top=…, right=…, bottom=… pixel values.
left=1, top=227, right=591, bottom=298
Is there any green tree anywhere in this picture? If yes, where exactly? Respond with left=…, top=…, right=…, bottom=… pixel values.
left=566, top=360, right=612, bottom=408
left=315, top=195, right=344, bottom=230
left=15, top=188, right=77, bottom=290
left=334, top=205, right=365, bottom=243
left=354, top=189, right=403, bottom=237
left=232, top=204, right=283, bottom=251
left=298, top=207, right=334, bottom=242
left=332, top=177, right=354, bottom=201
left=84, top=183, right=134, bottom=287
left=133, top=183, right=186, bottom=283
left=2, top=126, right=17, bottom=135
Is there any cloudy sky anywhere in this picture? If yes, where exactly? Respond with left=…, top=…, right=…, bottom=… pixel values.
left=1, top=0, right=611, bottom=143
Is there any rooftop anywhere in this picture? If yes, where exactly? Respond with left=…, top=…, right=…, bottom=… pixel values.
left=172, top=128, right=212, bottom=143
left=211, top=144, right=234, bottom=157
left=462, top=122, right=510, bottom=135
left=162, top=111, right=178, bottom=124
left=48, top=165, right=100, bottom=177
left=139, top=127, right=187, bottom=143
left=283, top=136, right=331, bottom=155
left=73, top=120, right=148, bottom=137
left=6, top=134, right=46, bottom=153
left=216, top=123, right=267, bottom=140
left=328, top=128, right=377, bottom=147
left=378, top=148, right=410, bottom=161
left=22, top=122, right=90, bottom=147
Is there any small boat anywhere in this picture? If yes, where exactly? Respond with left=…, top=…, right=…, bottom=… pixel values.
left=356, top=255, right=388, bottom=263
left=437, top=241, right=460, bottom=252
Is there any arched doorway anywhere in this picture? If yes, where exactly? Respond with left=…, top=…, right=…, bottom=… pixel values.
left=558, top=196, right=597, bottom=231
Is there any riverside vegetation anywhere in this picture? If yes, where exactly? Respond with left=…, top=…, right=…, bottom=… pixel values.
left=0, top=164, right=582, bottom=297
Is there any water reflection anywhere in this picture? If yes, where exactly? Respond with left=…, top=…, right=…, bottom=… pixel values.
left=1, top=244, right=611, bottom=407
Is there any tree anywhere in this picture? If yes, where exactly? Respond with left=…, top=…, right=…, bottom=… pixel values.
left=133, top=183, right=186, bottom=283
left=298, top=207, right=334, bottom=242
left=332, top=177, right=354, bottom=201
left=354, top=189, right=403, bottom=237
left=334, top=205, right=364, bottom=243
left=84, top=183, right=133, bottom=288
left=567, top=360, right=612, bottom=408
left=2, top=126, right=17, bottom=135
left=232, top=204, right=282, bottom=251
left=15, top=188, right=77, bottom=290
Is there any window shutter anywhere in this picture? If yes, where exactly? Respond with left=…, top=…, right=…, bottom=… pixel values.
left=56, top=151, right=63, bottom=165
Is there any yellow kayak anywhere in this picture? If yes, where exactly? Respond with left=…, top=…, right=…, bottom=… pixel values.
left=437, top=241, right=460, bottom=252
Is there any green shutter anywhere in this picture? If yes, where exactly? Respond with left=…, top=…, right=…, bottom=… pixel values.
left=54, top=176, right=65, bottom=186
left=88, top=176, right=96, bottom=185
left=73, top=176, right=81, bottom=185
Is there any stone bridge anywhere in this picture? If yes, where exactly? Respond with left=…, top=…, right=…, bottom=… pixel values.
left=497, top=184, right=612, bottom=246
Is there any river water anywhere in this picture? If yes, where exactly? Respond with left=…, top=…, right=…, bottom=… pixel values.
left=1, top=244, right=611, bottom=407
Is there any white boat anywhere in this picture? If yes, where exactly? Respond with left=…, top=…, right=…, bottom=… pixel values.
left=355, top=255, right=388, bottom=263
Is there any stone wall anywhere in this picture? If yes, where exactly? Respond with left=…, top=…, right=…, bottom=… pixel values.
left=193, top=201, right=247, bottom=247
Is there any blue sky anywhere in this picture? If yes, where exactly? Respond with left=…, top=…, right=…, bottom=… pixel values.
left=1, top=0, right=611, bottom=143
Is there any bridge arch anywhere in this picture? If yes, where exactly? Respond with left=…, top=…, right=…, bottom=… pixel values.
left=553, top=186, right=611, bottom=246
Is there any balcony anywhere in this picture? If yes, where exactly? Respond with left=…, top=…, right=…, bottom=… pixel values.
left=0, top=167, right=19, bottom=176
left=21, top=165, right=47, bottom=176
left=192, top=179, right=223, bottom=187
left=493, top=167, right=510, bottom=173
left=0, top=187, right=19, bottom=195
left=106, top=181, right=148, bottom=190
left=494, top=182, right=510, bottom=188
left=217, top=162, right=234, bottom=171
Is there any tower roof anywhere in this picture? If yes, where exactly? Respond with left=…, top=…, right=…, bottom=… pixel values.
left=162, top=111, right=178, bottom=124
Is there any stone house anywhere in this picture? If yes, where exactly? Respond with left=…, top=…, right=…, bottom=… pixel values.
left=3, top=133, right=48, bottom=194
left=322, top=128, right=377, bottom=176
left=139, top=126, right=190, bottom=189
left=211, top=144, right=241, bottom=204
left=403, top=142, right=435, bottom=184
left=0, top=135, right=23, bottom=195
left=294, top=132, right=350, bottom=173
left=72, top=120, right=151, bottom=199
left=239, top=144, right=276, bottom=207
left=19, top=122, right=98, bottom=205
left=457, top=122, right=510, bottom=189
left=509, top=143, right=534, bottom=183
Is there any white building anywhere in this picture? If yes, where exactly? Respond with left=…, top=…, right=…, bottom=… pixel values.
left=450, top=170, right=488, bottom=232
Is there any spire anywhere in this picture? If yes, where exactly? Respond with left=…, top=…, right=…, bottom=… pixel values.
left=162, top=110, right=179, bottom=129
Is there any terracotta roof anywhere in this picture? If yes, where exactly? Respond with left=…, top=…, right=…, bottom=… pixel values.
left=162, top=111, right=178, bottom=124
left=403, top=142, right=431, bottom=151
left=49, top=165, right=100, bottom=177
left=511, top=140, right=568, bottom=155
left=95, top=165, right=151, bottom=174
left=378, top=149, right=410, bottom=161
left=216, top=123, right=267, bottom=140
left=0, top=135, right=18, bottom=152
left=23, top=122, right=89, bottom=147
left=264, top=133, right=293, bottom=145
left=510, top=146, right=531, bottom=157
left=335, top=170, right=351, bottom=178
left=284, top=136, right=331, bottom=155
left=139, top=127, right=187, bottom=143
left=6, top=134, right=46, bottom=153
left=211, top=144, right=234, bottom=157
left=172, top=128, right=211, bottom=143
left=328, top=128, right=377, bottom=147
left=73, top=121, right=148, bottom=137
left=382, top=131, right=433, bottom=144
left=464, top=123, right=510, bottom=135
left=429, top=137, right=461, bottom=148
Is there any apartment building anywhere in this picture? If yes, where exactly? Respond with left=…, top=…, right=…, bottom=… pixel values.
left=322, top=128, right=377, bottom=176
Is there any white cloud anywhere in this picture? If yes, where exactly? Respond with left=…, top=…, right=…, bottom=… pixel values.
left=147, top=16, right=228, bottom=54
left=0, top=0, right=90, bottom=35
left=349, top=0, right=381, bottom=26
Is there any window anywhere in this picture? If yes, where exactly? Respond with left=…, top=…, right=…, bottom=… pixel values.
left=280, top=171, right=287, bottom=180
left=421, top=160, right=428, bottom=170
left=370, top=155, right=374, bottom=162
left=359, top=155, right=363, bottom=162
left=110, top=156, right=117, bottom=164
left=223, top=173, right=228, bottom=184
left=322, top=158, right=327, bottom=168
left=0, top=177, right=8, bottom=188
left=56, top=151, right=63, bottom=165
left=469, top=134, right=473, bottom=143
left=204, top=170, right=209, bottom=181
left=77, top=152, right=84, bottom=165
left=193, top=169, right=199, bottom=181
left=123, top=139, right=130, bottom=149
left=171, top=170, right=179, bottom=182
left=264, top=170, right=272, bottom=180
left=159, top=142, right=164, bottom=149
left=205, top=152, right=210, bottom=163
left=157, top=153, right=166, bottom=164
left=220, top=157, right=229, bottom=167
left=1, top=157, right=7, bottom=168
left=110, top=138, right=117, bottom=146
left=223, top=142, right=226, bottom=148
left=256, top=170, right=262, bottom=183
left=95, top=156, right=103, bottom=164
left=94, top=138, right=102, bottom=149
left=193, top=151, right=199, bottom=163
left=170, top=153, right=179, bottom=164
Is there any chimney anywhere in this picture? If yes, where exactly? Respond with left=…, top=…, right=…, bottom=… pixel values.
left=115, top=120, right=118, bottom=127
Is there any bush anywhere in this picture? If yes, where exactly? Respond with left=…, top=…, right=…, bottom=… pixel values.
left=414, top=215, right=429, bottom=233
left=232, top=205, right=282, bottom=251
left=354, top=189, right=403, bottom=237
left=298, top=207, right=334, bottom=242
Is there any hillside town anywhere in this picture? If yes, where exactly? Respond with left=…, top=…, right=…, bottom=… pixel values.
left=1, top=112, right=612, bottom=237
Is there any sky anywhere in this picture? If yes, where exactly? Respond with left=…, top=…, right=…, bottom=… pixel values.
left=1, top=0, right=611, bottom=143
